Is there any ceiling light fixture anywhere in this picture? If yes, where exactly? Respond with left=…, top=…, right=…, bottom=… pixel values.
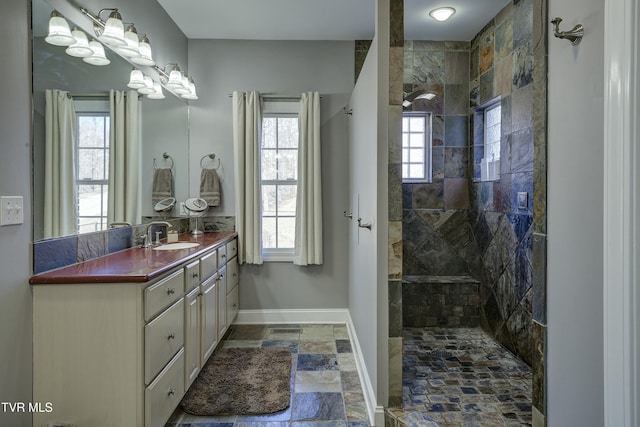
left=429, top=7, right=456, bottom=22
left=45, top=10, right=75, bottom=46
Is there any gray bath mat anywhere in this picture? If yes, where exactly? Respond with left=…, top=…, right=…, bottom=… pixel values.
left=181, top=347, right=292, bottom=416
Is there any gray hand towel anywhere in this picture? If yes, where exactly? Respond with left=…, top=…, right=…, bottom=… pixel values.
left=152, top=168, right=173, bottom=205
left=200, top=168, right=220, bottom=207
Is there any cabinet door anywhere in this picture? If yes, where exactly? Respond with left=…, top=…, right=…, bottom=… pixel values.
left=217, top=265, right=227, bottom=338
left=200, top=274, right=218, bottom=364
left=184, top=287, right=201, bottom=389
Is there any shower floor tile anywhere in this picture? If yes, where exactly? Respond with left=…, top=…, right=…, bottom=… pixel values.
left=391, top=327, right=533, bottom=427
left=166, top=324, right=370, bottom=427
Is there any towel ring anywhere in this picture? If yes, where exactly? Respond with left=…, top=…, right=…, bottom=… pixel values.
left=154, top=152, right=174, bottom=170
left=200, top=153, right=220, bottom=170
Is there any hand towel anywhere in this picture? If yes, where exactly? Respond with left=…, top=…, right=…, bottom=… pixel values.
left=200, top=168, right=220, bottom=207
left=152, top=168, right=173, bottom=205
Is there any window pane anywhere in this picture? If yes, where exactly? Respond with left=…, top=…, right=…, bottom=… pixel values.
left=486, top=105, right=501, bottom=126
left=402, top=164, right=408, bottom=177
left=409, top=164, right=424, bottom=179
left=409, top=133, right=424, bottom=148
left=262, top=117, right=277, bottom=148
left=402, top=117, right=409, bottom=132
left=77, top=184, right=104, bottom=217
left=402, top=133, right=409, bottom=148
left=409, top=148, right=424, bottom=163
left=277, top=150, right=298, bottom=180
left=78, top=116, right=106, bottom=147
left=262, top=185, right=277, bottom=216
left=277, top=118, right=298, bottom=148
left=277, top=217, right=295, bottom=248
left=261, top=149, right=278, bottom=180
left=78, top=149, right=106, bottom=180
left=262, top=217, right=277, bottom=249
left=402, top=148, right=409, bottom=163
left=486, top=124, right=500, bottom=143
left=278, top=185, right=297, bottom=216
left=409, top=117, right=425, bottom=132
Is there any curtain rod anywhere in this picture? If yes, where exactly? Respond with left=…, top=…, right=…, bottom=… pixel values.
left=227, top=94, right=322, bottom=101
left=67, top=92, right=142, bottom=99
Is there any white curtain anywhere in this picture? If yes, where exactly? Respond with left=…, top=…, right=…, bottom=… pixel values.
left=232, top=91, right=263, bottom=265
left=294, top=91, right=323, bottom=265
left=108, top=90, right=140, bottom=225
left=44, top=89, right=77, bottom=238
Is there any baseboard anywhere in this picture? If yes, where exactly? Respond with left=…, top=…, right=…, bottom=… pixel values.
left=235, top=309, right=379, bottom=426
left=235, top=309, right=350, bottom=324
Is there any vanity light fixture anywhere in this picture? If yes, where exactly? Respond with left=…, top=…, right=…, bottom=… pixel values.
left=429, top=7, right=456, bottom=22
left=45, top=10, right=75, bottom=46
left=129, top=34, right=155, bottom=66
left=114, top=24, right=140, bottom=57
left=137, top=76, right=155, bottom=95
left=127, top=69, right=146, bottom=89
left=165, top=65, right=185, bottom=89
left=181, top=78, right=198, bottom=100
left=65, top=28, right=93, bottom=58
left=147, top=82, right=166, bottom=100
left=83, top=40, right=111, bottom=66
left=79, top=7, right=126, bottom=47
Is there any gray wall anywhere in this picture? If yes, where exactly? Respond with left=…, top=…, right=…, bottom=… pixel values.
left=187, top=39, right=353, bottom=310
left=547, top=0, right=605, bottom=424
left=0, top=0, right=32, bottom=425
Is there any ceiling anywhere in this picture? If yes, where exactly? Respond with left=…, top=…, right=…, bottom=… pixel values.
left=157, top=0, right=511, bottom=42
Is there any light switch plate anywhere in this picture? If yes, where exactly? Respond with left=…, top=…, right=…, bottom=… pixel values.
left=1, top=196, right=24, bottom=225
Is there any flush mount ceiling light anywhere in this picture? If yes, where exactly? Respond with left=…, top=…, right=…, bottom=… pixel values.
left=429, top=7, right=456, bottom=22
left=45, top=10, right=75, bottom=46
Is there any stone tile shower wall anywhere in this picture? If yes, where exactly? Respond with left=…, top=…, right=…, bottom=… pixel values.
left=401, top=0, right=537, bottom=368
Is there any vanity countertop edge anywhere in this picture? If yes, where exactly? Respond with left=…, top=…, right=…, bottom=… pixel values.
left=29, top=231, right=237, bottom=285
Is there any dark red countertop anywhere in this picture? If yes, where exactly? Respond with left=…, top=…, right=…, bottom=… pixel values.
left=29, top=232, right=237, bottom=285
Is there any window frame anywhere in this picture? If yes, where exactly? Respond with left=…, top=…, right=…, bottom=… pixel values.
left=260, top=105, right=299, bottom=262
left=479, top=99, right=502, bottom=182
left=73, top=99, right=110, bottom=234
left=401, top=111, right=432, bottom=183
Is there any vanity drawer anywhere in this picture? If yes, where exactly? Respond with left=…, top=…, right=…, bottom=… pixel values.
left=145, top=269, right=184, bottom=321
left=226, top=284, right=239, bottom=326
left=226, top=239, right=238, bottom=260
left=145, top=298, right=184, bottom=385
left=228, top=256, right=239, bottom=287
left=217, top=245, right=227, bottom=266
left=145, top=348, right=185, bottom=427
left=200, top=249, right=218, bottom=281
left=184, top=260, right=200, bottom=291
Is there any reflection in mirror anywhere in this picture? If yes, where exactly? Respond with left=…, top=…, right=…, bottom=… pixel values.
left=32, top=0, right=189, bottom=241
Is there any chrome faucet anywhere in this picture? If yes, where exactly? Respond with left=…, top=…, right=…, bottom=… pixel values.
left=143, top=221, right=172, bottom=247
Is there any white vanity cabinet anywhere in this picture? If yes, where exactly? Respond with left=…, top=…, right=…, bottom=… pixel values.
left=31, top=235, right=239, bottom=427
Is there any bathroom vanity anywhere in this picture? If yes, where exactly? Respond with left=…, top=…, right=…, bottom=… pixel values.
left=29, top=232, right=239, bottom=427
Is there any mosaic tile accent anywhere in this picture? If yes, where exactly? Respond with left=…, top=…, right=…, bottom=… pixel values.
left=167, top=324, right=370, bottom=427
left=385, top=327, right=532, bottom=427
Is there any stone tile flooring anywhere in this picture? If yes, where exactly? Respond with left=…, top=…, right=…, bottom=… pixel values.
left=166, top=324, right=371, bottom=427
left=386, top=327, right=533, bottom=427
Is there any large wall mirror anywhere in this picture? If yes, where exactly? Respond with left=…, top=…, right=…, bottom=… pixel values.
left=32, top=0, right=190, bottom=241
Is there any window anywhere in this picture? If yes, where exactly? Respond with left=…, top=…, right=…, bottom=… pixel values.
left=261, top=111, right=299, bottom=261
left=74, top=100, right=110, bottom=234
left=402, top=112, right=432, bottom=182
left=481, top=102, right=501, bottom=181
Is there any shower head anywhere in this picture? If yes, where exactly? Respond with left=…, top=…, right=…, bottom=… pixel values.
left=403, top=89, right=436, bottom=107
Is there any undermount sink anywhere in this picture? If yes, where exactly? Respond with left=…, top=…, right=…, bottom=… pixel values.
left=152, top=242, right=201, bottom=251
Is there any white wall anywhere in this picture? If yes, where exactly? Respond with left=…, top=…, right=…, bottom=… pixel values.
left=0, top=1, right=33, bottom=425
left=547, top=0, right=605, bottom=424
left=187, top=39, right=353, bottom=310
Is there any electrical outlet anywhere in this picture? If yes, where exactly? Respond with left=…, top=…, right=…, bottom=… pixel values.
left=1, top=196, right=24, bottom=225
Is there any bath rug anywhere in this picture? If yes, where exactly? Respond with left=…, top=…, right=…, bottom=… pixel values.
left=181, top=347, right=292, bottom=416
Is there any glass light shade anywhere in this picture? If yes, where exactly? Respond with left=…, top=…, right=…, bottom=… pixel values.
left=65, top=29, right=93, bottom=58
left=83, top=41, right=110, bottom=66
left=429, top=7, right=456, bottom=21
left=171, top=75, right=190, bottom=95
left=181, top=81, right=198, bottom=100
left=129, top=35, right=155, bottom=66
left=114, top=25, right=139, bottom=57
left=147, top=82, right=166, bottom=100
left=98, top=10, right=126, bottom=46
left=127, top=69, right=146, bottom=89
left=137, top=76, right=155, bottom=94
left=166, top=68, right=184, bottom=89
left=45, top=12, right=75, bottom=46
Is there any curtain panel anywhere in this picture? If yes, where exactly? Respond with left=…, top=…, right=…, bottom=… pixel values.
left=232, top=91, right=264, bottom=265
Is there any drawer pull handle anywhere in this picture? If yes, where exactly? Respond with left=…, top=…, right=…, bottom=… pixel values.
left=233, top=304, right=238, bottom=308
left=198, top=292, right=203, bottom=297
left=192, top=272, right=199, bottom=278
left=167, top=287, right=175, bottom=295
left=167, top=333, right=176, bottom=340
left=222, top=254, right=226, bottom=259
left=168, top=387, right=176, bottom=396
